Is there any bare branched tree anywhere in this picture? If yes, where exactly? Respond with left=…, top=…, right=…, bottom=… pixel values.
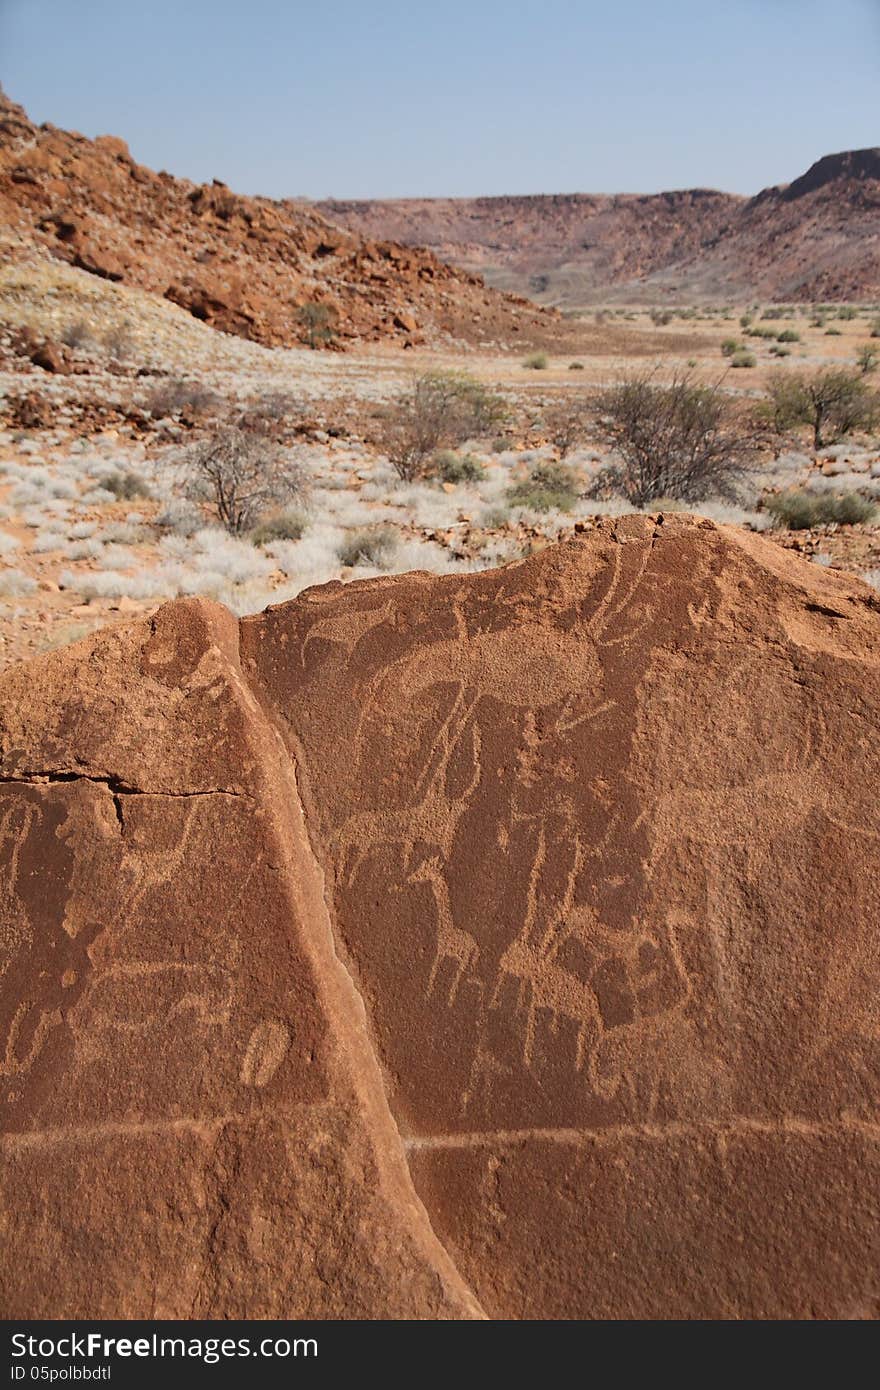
left=183, top=427, right=308, bottom=534
left=590, top=371, right=767, bottom=506
left=542, top=396, right=590, bottom=458
left=376, top=371, right=508, bottom=482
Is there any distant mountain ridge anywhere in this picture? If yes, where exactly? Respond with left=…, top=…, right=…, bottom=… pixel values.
left=317, top=150, right=880, bottom=305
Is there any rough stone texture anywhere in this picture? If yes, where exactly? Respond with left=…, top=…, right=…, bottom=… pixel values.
left=2, top=515, right=880, bottom=1318
left=0, top=88, right=550, bottom=351
left=0, top=600, right=481, bottom=1318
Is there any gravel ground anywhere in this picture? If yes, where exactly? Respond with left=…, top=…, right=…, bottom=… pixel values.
left=1, top=255, right=878, bottom=668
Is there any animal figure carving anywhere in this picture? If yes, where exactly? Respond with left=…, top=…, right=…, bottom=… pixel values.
left=1, top=515, right=878, bottom=1319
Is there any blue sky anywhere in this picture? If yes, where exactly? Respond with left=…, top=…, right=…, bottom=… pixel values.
left=1, top=0, right=877, bottom=198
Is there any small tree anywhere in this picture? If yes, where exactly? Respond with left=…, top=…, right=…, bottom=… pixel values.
left=765, top=368, right=879, bottom=449
left=377, top=371, right=508, bottom=482
left=543, top=397, right=590, bottom=458
left=297, top=302, right=337, bottom=348
left=184, top=427, right=308, bottom=534
left=590, top=371, right=766, bottom=506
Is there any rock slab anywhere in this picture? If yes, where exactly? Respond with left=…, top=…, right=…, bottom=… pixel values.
left=2, top=516, right=879, bottom=1318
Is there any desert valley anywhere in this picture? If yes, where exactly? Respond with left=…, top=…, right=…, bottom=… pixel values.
left=1, top=88, right=879, bottom=665
left=1, top=59, right=879, bottom=1329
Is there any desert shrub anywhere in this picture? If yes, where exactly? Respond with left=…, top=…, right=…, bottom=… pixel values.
left=522, top=353, right=548, bottom=370
left=297, top=302, right=337, bottom=348
left=650, top=309, right=673, bottom=326
left=103, top=322, right=134, bottom=361
left=871, top=319, right=880, bottom=339
left=508, top=461, right=579, bottom=512
left=769, top=346, right=792, bottom=358
left=740, top=313, right=754, bottom=329
left=481, top=505, right=511, bottom=528
left=731, top=351, right=756, bottom=368
left=237, top=391, right=299, bottom=435
left=61, top=320, right=92, bottom=349
left=491, top=436, right=513, bottom=453
left=59, top=569, right=168, bottom=602
left=182, top=428, right=309, bottom=533
left=103, top=470, right=151, bottom=501
left=32, top=529, right=66, bottom=554
left=154, top=499, right=202, bottom=535
left=337, top=525, right=398, bottom=569
left=832, top=493, right=877, bottom=524
left=569, top=361, right=585, bottom=371
left=102, top=521, right=145, bottom=544
left=376, top=371, right=508, bottom=482
left=825, top=327, right=842, bottom=336
left=856, top=345, right=878, bottom=375
left=766, top=490, right=876, bottom=529
left=543, top=397, right=590, bottom=457
left=590, top=371, right=765, bottom=506
left=721, top=338, right=742, bottom=357
left=760, top=308, right=785, bottom=320
left=744, top=326, right=776, bottom=340
left=837, top=306, right=858, bottom=320
left=0, top=568, right=37, bottom=597
left=764, top=368, right=879, bottom=448
left=145, top=378, right=218, bottom=419
left=430, top=450, right=486, bottom=484
left=249, top=510, right=309, bottom=545
left=162, top=529, right=273, bottom=586
left=776, top=329, right=800, bottom=343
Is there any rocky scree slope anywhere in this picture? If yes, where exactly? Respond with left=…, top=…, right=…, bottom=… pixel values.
left=0, top=89, right=548, bottom=350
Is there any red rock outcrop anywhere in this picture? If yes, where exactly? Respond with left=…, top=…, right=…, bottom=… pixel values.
left=319, top=150, right=880, bottom=305
left=2, top=516, right=879, bottom=1318
left=0, top=88, right=549, bottom=350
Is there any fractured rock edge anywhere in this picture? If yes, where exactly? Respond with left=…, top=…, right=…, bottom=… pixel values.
left=2, top=513, right=880, bottom=1318
left=223, top=632, right=487, bottom=1318
left=0, top=597, right=484, bottom=1318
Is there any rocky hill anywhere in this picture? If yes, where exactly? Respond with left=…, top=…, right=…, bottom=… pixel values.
left=319, top=149, right=880, bottom=305
left=0, top=89, right=549, bottom=350
left=3, top=516, right=879, bottom=1318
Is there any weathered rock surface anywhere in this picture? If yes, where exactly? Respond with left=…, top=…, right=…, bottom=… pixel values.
left=0, top=600, right=481, bottom=1318
left=2, top=516, right=879, bottom=1318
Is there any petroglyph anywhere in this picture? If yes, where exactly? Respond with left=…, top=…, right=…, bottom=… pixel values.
left=3, top=519, right=879, bottom=1318
left=240, top=1020, right=291, bottom=1088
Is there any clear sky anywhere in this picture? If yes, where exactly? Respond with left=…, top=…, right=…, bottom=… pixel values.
left=1, top=0, right=877, bottom=199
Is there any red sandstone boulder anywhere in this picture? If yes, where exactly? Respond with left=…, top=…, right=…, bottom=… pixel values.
left=30, top=338, right=69, bottom=373
left=1, top=516, right=879, bottom=1318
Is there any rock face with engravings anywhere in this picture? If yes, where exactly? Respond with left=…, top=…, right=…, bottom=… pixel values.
left=1, top=515, right=879, bottom=1318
